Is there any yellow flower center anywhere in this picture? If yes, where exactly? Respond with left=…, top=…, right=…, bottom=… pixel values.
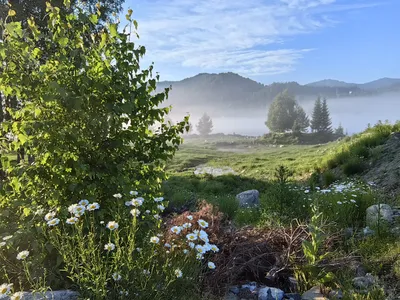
left=1, top=287, right=7, bottom=294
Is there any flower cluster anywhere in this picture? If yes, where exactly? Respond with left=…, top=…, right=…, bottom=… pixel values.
left=0, top=283, right=24, bottom=300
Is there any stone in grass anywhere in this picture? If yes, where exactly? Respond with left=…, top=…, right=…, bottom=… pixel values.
left=366, top=204, right=393, bottom=228
left=6, top=290, right=79, bottom=300
left=302, top=286, right=328, bottom=300
left=258, top=287, right=284, bottom=300
left=284, top=293, right=302, bottom=300
left=352, top=273, right=376, bottom=289
left=236, top=190, right=260, bottom=208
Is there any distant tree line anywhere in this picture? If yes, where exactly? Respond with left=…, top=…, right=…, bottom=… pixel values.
left=265, top=90, right=346, bottom=140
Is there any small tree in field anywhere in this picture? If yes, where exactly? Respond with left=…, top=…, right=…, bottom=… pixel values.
left=197, top=113, right=213, bottom=135
left=320, top=98, right=333, bottom=134
left=266, top=90, right=297, bottom=132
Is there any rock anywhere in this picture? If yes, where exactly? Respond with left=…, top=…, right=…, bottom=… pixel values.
left=302, top=286, right=327, bottom=300
left=7, top=290, right=79, bottom=300
left=284, top=293, right=302, bottom=300
left=363, top=226, right=375, bottom=237
left=355, top=265, right=367, bottom=277
left=236, top=190, right=260, bottom=208
left=352, top=273, right=375, bottom=289
left=225, top=293, right=240, bottom=300
left=366, top=204, right=393, bottom=228
left=258, top=287, right=284, bottom=300
left=230, top=286, right=240, bottom=295
left=390, top=226, right=400, bottom=237
left=328, top=289, right=343, bottom=299
left=241, top=282, right=258, bottom=292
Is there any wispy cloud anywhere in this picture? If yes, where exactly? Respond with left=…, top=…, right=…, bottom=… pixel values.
left=130, top=0, right=380, bottom=79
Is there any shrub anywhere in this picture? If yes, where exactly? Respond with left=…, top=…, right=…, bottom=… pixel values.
left=342, top=157, right=366, bottom=176
left=0, top=1, right=188, bottom=293
left=322, top=170, right=336, bottom=187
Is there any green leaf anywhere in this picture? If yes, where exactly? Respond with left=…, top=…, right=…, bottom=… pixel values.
left=109, top=23, right=118, bottom=37
left=58, top=37, right=68, bottom=47
left=89, top=14, right=98, bottom=25
left=4, top=22, right=23, bottom=38
left=319, top=271, right=335, bottom=284
left=18, top=133, right=28, bottom=145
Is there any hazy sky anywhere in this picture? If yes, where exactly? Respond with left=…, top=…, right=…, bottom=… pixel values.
left=122, top=0, right=399, bottom=85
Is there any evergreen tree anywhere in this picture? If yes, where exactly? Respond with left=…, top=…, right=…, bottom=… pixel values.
left=311, top=97, right=322, bottom=132
left=334, top=123, right=345, bottom=137
left=197, top=113, right=213, bottom=135
left=294, top=104, right=309, bottom=132
left=320, top=98, right=333, bottom=134
left=266, top=90, right=298, bottom=132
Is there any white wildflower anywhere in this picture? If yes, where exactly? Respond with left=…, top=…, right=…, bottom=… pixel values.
left=87, top=202, right=100, bottom=211
left=174, top=269, right=183, bottom=278
left=78, top=199, right=89, bottom=206
left=44, top=212, right=56, bottom=222
left=66, top=217, right=78, bottom=224
left=196, top=253, right=203, bottom=260
left=143, top=269, right=150, bottom=276
left=164, top=243, right=171, bottom=248
left=2, top=236, right=12, bottom=241
left=47, top=218, right=60, bottom=226
left=130, top=209, right=140, bottom=217
left=130, top=191, right=139, bottom=196
left=10, top=291, right=24, bottom=300
left=188, top=242, right=195, bottom=249
left=136, top=248, right=142, bottom=252
left=208, top=262, right=216, bottom=269
left=157, top=204, right=165, bottom=212
left=106, top=221, right=119, bottom=231
left=198, top=230, right=209, bottom=243
left=350, top=199, right=357, bottom=203
left=68, top=204, right=78, bottom=214
left=145, top=210, right=150, bottom=214
left=150, top=236, right=160, bottom=244
left=337, top=201, right=343, bottom=205
left=125, top=201, right=133, bottom=206
left=154, top=197, right=164, bottom=202
left=104, top=243, right=115, bottom=251
left=210, top=244, right=219, bottom=252
left=112, top=273, right=121, bottom=281
left=16, top=250, right=29, bottom=260
left=198, top=219, right=208, bottom=228
left=170, top=226, right=182, bottom=235
left=153, top=214, right=161, bottom=220
left=183, top=249, right=189, bottom=254
left=0, top=283, right=13, bottom=297
left=186, top=233, right=197, bottom=241
left=0, top=242, right=6, bottom=247
left=132, top=197, right=144, bottom=206
left=72, top=205, right=86, bottom=217
left=187, top=215, right=193, bottom=220
left=182, top=223, right=192, bottom=229
left=195, top=245, right=205, bottom=254
left=113, top=193, right=122, bottom=199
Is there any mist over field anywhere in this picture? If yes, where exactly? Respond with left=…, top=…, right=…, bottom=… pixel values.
left=168, top=92, right=400, bottom=136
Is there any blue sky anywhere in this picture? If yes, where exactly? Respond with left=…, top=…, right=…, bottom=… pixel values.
left=121, top=0, right=399, bottom=85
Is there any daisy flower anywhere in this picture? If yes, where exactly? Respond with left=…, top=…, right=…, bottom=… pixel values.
left=170, top=226, right=182, bottom=235
left=104, top=243, right=115, bottom=251
left=10, top=291, right=24, bottom=300
left=78, top=199, right=89, bottom=206
left=130, top=209, right=140, bottom=217
left=44, top=212, right=56, bottom=222
left=150, top=236, right=160, bottom=244
left=112, top=273, right=121, bottom=281
left=113, top=193, right=122, bottom=199
left=87, top=202, right=100, bottom=211
left=132, top=197, right=144, bottom=206
left=198, top=219, right=208, bottom=228
left=66, top=217, right=78, bottom=224
left=174, top=269, right=183, bottom=278
left=0, top=283, right=13, bottom=297
left=187, top=215, right=193, bottom=221
left=47, top=218, right=60, bottom=226
left=106, top=221, right=119, bottom=231
left=208, top=262, right=216, bottom=269
left=16, top=250, right=29, bottom=260
left=186, top=233, right=197, bottom=241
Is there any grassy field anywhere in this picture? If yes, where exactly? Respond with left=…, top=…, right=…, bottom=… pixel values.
left=168, top=136, right=338, bottom=180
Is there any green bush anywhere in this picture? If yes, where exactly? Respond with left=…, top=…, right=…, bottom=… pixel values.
left=0, top=1, right=190, bottom=295
left=342, top=157, right=366, bottom=176
left=322, top=170, right=336, bottom=187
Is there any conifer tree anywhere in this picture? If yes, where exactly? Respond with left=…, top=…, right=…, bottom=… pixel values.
left=294, top=104, right=309, bottom=133
left=320, top=98, right=333, bottom=134
left=197, top=113, right=213, bottom=136
left=311, top=97, right=322, bottom=132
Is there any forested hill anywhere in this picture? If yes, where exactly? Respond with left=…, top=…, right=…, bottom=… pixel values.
left=156, top=72, right=400, bottom=114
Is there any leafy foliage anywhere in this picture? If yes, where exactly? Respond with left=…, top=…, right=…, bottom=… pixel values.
left=0, top=2, right=188, bottom=215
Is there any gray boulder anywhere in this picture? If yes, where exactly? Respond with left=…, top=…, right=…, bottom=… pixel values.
left=302, top=286, right=327, bottom=300
left=258, top=287, right=284, bottom=300
left=366, top=204, right=393, bottom=228
left=236, top=190, right=260, bottom=208
left=352, top=273, right=375, bottom=289
left=5, top=290, right=79, bottom=300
